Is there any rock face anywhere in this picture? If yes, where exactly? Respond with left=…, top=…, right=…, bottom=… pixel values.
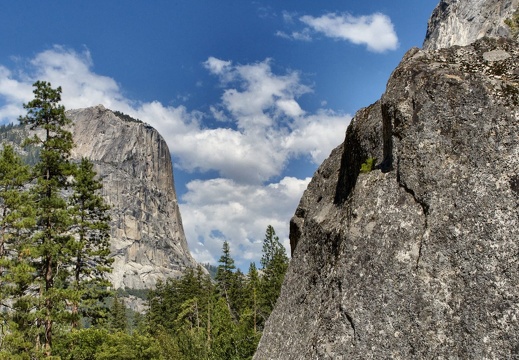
left=423, top=0, right=519, bottom=50
left=67, top=105, right=197, bottom=289
left=254, top=6, right=519, bottom=359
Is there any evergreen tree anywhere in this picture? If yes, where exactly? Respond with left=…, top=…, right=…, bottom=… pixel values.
left=215, top=241, right=236, bottom=315
left=259, top=225, right=289, bottom=317
left=229, top=268, right=246, bottom=319
left=18, top=81, right=77, bottom=355
left=69, top=157, right=112, bottom=327
left=0, top=145, right=35, bottom=356
left=0, top=145, right=32, bottom=294
left=245, top=262, right=260, bottom=332
left=109, top=296, right=128, bottom=332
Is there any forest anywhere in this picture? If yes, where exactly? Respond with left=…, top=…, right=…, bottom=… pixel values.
left=0, top=81, right=289, bottom=359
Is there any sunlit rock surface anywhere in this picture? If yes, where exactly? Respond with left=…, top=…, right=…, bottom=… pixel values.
left=423, top=0, right=519, bottom=50
left=255, top=23, right=519, bottom=360
left=68, top=105, right=198, bottom=289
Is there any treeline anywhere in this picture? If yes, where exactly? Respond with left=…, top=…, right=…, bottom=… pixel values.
left=59, top=225, right=289, bottom=359
left=32, top=229, right=288, bottom=359
left=145, top=225, right=289, bottom=359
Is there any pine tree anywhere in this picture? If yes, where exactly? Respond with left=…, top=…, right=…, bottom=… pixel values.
left=259, top=225, right=289, bottom=317
left=18, top=81, right=77, bottom=355
left=245, top=262, right=260, bottom=332
left=229, top=268, right=246, bottom=319
left=109, top=296, right=128, bottom=332
left=0, top=145, right=35, bottom=355
left=215, top=241, right=236, bottom=315
left=69, top=157, right=112, bottom=327
left=0, top=145, right=33, bottom=290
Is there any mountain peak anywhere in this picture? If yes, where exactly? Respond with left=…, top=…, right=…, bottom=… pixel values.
left=68, top=106, right=199, bottom=289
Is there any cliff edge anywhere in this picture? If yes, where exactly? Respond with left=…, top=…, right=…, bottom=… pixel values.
left=68, top=105, right=198, bottom=289
left=254, top=0, right=519, bottom=358
left=423, top=0, right=519, bottom=50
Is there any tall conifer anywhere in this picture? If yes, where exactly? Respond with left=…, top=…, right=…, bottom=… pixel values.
left=215, top=241, right=236, bottom=314
left=259, top=225, right=289, bottom=316
left=16, top=81, right=114, bottom=356
left=0, top=145, right=35, bottom=354
left=69, top=157, right=112, bottom=327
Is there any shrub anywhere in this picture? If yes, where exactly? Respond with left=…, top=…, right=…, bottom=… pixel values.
left=360, top=157, right=377, bottom=173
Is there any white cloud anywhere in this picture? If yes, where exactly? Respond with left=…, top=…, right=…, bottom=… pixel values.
left=275, top=29, right=312, bottom=42
left=282, top=11, right=296, bottom=24
left=285, top=109, right=351, bottom=164
left=31, top=46, right=126, bottom=109
left=276, top=98, right=305, bottom=118
left=276, top=11, right=398, bottom=51
left=0, top=47, right=351, bottom=268
left=203, top=57, right=232, bottom=75
left=180, top=176, right=311, bottom=268
left=300, top=12, right=399, bottom=52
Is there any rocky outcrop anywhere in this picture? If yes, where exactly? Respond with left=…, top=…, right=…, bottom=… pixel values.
left=254, top=33, right=519, bottom=360
left=423, top=0, right=519, bottom=50
left=67, top=105, right=197, bottom=289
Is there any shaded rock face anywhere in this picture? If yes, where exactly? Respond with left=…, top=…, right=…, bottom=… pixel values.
left=423, top=0, right=519, bottom=50
left=254, top=37, right=519, bottom=359
left=67, top=105, right=197, bottom=289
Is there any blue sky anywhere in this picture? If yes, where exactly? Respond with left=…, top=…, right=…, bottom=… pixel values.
left=0, top=0, right=438, bottom=269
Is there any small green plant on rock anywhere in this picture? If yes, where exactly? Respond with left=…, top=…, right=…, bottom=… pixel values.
left=505, top=8, right=519, bottom=37
left=360, top=157, right=377, bottom=173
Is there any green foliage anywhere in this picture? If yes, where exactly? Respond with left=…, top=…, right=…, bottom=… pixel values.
left=0, top=81, right=113, bottom=357
left=360, top=157, right=377, bottom=173
left=53, top=328, right=161, bottom=360
left=259, top=225, right=289, bottom=319
left=144, top=225, right=288, bottom=359
left=505, top=8, right=519, bottom=37
left=0, top=145, right=36, bottom=358
left=202, top=262, right=219, bottom=279
left=215, top=241, right=237, bottom=316
left=116, top=287, right=150, bottom=300
left=69, top=157, right=113, bottom=327
left=109, top=296, right=128, bottom=332
left=113, top=110, right=143, bottom=124
left=0, top=121, right=41, bottom=166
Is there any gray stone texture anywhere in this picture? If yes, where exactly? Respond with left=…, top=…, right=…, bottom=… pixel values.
left=254, top=36, right=519, bottom=359
left=67, top=105, right=198, bottom=289
left=423, top=0, right=519, bottom=50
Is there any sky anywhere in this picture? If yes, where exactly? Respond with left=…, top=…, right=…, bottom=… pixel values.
left=0, top=0, right=439, bottom=270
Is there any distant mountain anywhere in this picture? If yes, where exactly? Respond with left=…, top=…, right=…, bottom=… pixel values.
left=66, top=105, right=199, bottom=289
left=1, top=106, right=200, bottom=290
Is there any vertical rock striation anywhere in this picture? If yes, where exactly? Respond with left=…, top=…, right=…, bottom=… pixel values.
left=255, top=0, right=519, bottom=358
left=423, top=0, right=519, bottom=50
left=68, top=105, right=197, bottom=289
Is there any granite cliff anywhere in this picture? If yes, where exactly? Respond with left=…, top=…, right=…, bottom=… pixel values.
left=254, top=0, right=519, bottom=358
left=423, top=0, right=519, bottom=50
left=67, top=105, right=198, bottom=290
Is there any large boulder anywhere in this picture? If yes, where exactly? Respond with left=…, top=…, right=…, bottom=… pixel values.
left=255, top=35, right=519, bottom=359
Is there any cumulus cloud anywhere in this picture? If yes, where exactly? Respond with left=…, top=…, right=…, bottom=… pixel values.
left=180, top=176, right=311, bottom=267
left=285, top=109, right=351, bottom=164
left=0, top=47, right=351, bottom=267
left=300, top=13, right=399, bottom=52
left=278, top=11, right=399, bottom=52
left=203, top=57, right=232, bottom=75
